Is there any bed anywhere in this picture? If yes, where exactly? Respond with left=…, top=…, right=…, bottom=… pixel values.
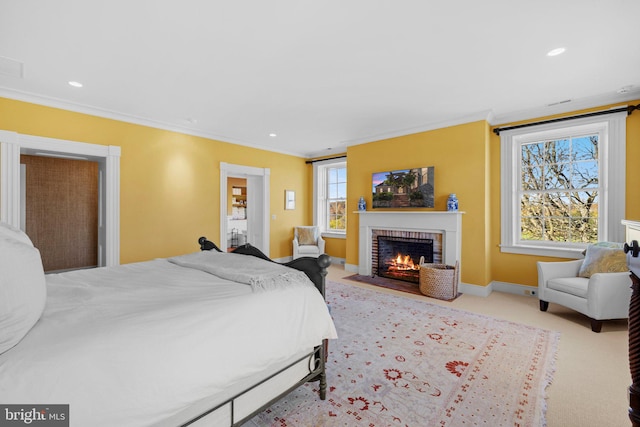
left=0, top=222, right=337, bottom=427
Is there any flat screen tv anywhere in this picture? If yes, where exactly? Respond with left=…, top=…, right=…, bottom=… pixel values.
left=372, top=167, right=434, bottom=208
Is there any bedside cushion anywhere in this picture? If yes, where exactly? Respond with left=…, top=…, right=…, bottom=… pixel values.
left=578, top=242, right=628, bottom=278
left=0, top=236, right=47, bottom=355
left=0, top=222, right=33, bottom=247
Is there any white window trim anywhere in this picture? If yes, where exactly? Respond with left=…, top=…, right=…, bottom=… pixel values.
left=313, top=158, right=347, bottom=237
left=500, top=111, right=626, bottom=258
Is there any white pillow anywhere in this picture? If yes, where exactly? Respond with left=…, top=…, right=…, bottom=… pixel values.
left=0, top=236, right=46, bottom=354
left=0, top=222, right=33, bottom=247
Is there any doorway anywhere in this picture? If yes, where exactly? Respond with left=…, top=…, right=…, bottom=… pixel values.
left=21, top=154, right=99, bottom=272
left=219, top=163, right=270, bottom=256
left=0, top=130, right=121, bottom=266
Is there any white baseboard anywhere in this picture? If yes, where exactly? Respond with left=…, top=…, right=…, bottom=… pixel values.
left=458, top=281, right=537, bottom=298
left=344, top=263, right=359, bottom=274
left=459, top=282, right=492, bottom=297
left=490, top=281, right=538, bottom=298
left=329, top=257, right=345, bottom=266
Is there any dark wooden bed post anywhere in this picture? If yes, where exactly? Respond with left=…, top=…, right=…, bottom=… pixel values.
left=629, top=270, right=640, bottom=427
left=626, top=238, right=640, bottom=426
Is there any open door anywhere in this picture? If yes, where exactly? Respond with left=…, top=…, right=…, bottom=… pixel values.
left=246, top=174, right=265, bottom=252
left=220, top=163, right=270, bottom=256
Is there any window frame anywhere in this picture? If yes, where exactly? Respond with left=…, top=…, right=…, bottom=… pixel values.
left=500, top=111, right=626, bottom=258
left=313, top=158, right=347, bottom=238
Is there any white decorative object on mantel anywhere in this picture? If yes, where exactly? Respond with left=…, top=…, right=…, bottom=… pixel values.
left=356, top=211, right=464, bottom=278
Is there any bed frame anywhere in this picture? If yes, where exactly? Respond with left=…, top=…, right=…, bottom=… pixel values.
left=178, top=237, right=331, bottom=427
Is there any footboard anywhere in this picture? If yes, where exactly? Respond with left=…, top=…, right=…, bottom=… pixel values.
left=198, top=237, right=331, bottom=297
left=188, top=237, right=330, bottom=426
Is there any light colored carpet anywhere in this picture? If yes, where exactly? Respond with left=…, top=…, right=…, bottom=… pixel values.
left=326, top=265, right=630, bottom=427
left=250, top=280, right=558, bottom=426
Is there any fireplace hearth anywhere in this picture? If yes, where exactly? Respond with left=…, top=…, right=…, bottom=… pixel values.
left=376, top=236, right=433, bottom=283
left=356, top=212, right=463, bottom=285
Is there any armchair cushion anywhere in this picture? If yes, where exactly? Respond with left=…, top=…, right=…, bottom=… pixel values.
left=295, top=226, right=318, bottom=245
left=547, top=277, right=588, bottom=298
left=578, top=242, right=628, bottom=278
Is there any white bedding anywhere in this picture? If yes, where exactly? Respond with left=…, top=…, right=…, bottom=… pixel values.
left=0, top=257, right=337, bottom=427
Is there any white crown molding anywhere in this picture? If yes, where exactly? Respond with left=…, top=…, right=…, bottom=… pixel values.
left=337, top=110, right=494, bottom=149
left=0, top=87, right=306, bottom=159
left=491, top=90, right=640, bottom=126
left=3, top=86, right=638, bottom=160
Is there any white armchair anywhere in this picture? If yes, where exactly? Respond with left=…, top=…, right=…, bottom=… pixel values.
left=537, top=259, right=631, bottom=332
left=292, top=226, right=325, bottom=259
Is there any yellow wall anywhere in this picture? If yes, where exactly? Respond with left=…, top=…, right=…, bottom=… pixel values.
left=0, top=97, right=309, bottom=263
left=488, top=101, right=640, bottom=286
left=345, top=121, right=492, bottom=286
left=3, top=96, right=638, bottom=287
left=341, top=100, right=640, bottom=288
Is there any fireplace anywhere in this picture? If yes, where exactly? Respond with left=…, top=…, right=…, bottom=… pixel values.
left=376, top=236, right=433, bottom=283
left=356, top=211, right=463, bottom=281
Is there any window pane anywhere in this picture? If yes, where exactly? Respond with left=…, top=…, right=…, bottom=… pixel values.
left=328, top=201, right=346, bottom=231
left=520, top=215, right=543, bottom=241
left=329, top=184, right=338, bottom=199
left=522, top=142, right=545, bottom=165
left=545, top=138, right=570, bottom=163
left=572, top=161, right=598, bottom=189
left=518, top=131, right=600, bottom=244
left=544, top=162, right=570, bottom=189
left=317, top=162, right=347, bottom=233
left=521, top=166, right=544, bottom=190
left=543, top=217, right=570, bottom=241
left=572, top=135, right=598, bottom=161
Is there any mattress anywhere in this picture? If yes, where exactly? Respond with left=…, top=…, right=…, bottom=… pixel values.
left=0, top=257, right=337, bottom=427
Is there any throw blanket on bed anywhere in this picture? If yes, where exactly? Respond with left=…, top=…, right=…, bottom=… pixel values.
left=169, top=251, right=314, bottom=292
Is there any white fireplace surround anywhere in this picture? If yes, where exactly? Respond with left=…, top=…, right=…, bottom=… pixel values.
left=356, top=211, right=463, bottom=277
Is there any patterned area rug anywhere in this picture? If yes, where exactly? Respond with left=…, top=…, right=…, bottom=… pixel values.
left=250, top=281, right=559, bottom=427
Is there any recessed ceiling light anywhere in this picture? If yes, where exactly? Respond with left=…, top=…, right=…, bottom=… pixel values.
left=269, top=133, right=277, bottom=137
left=546, top=47, right=566, bottom=57
left=68, top=81, right=83, bottom=88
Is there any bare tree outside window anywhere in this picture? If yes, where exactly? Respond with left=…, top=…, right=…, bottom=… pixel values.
left=520, top=135, right=599, bottom=243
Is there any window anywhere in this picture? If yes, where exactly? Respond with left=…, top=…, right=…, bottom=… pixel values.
left=500, top=112, right=626, bottom=258
left=313, top=159, right=347, bottom=236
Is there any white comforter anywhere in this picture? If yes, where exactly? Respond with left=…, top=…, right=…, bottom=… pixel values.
left=0, top=257, right=337, bottom=427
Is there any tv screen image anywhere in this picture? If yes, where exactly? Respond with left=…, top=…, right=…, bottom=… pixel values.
left=372, top=167, right=434, bottom=208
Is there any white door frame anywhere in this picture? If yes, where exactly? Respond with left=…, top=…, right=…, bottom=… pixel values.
left=220, top=162, right=270, bottom=256
left=0, top=130, right=121, bottom=266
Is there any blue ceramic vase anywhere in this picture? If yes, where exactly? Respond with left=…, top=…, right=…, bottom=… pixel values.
left=447, top=193, right=458, bottom=211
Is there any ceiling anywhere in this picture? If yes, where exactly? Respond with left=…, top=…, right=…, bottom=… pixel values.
left=1, top=1, right=639, bottom=158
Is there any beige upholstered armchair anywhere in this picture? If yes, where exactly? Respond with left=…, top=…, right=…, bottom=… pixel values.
left=292, top=226, right=325, bottom=259
left=537, top=243, right=631, bottom=332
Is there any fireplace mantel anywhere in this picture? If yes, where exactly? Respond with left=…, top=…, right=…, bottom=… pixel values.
left=356, top=211, right=464, bottom=277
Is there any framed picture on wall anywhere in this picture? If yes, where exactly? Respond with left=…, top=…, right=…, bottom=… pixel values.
left=285, top=190, right=295, bottom=210
left=372, top=166, right=435, bottom=208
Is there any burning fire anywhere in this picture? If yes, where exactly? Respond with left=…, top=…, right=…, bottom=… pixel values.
left=389, top=253, right=420, bottom=271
